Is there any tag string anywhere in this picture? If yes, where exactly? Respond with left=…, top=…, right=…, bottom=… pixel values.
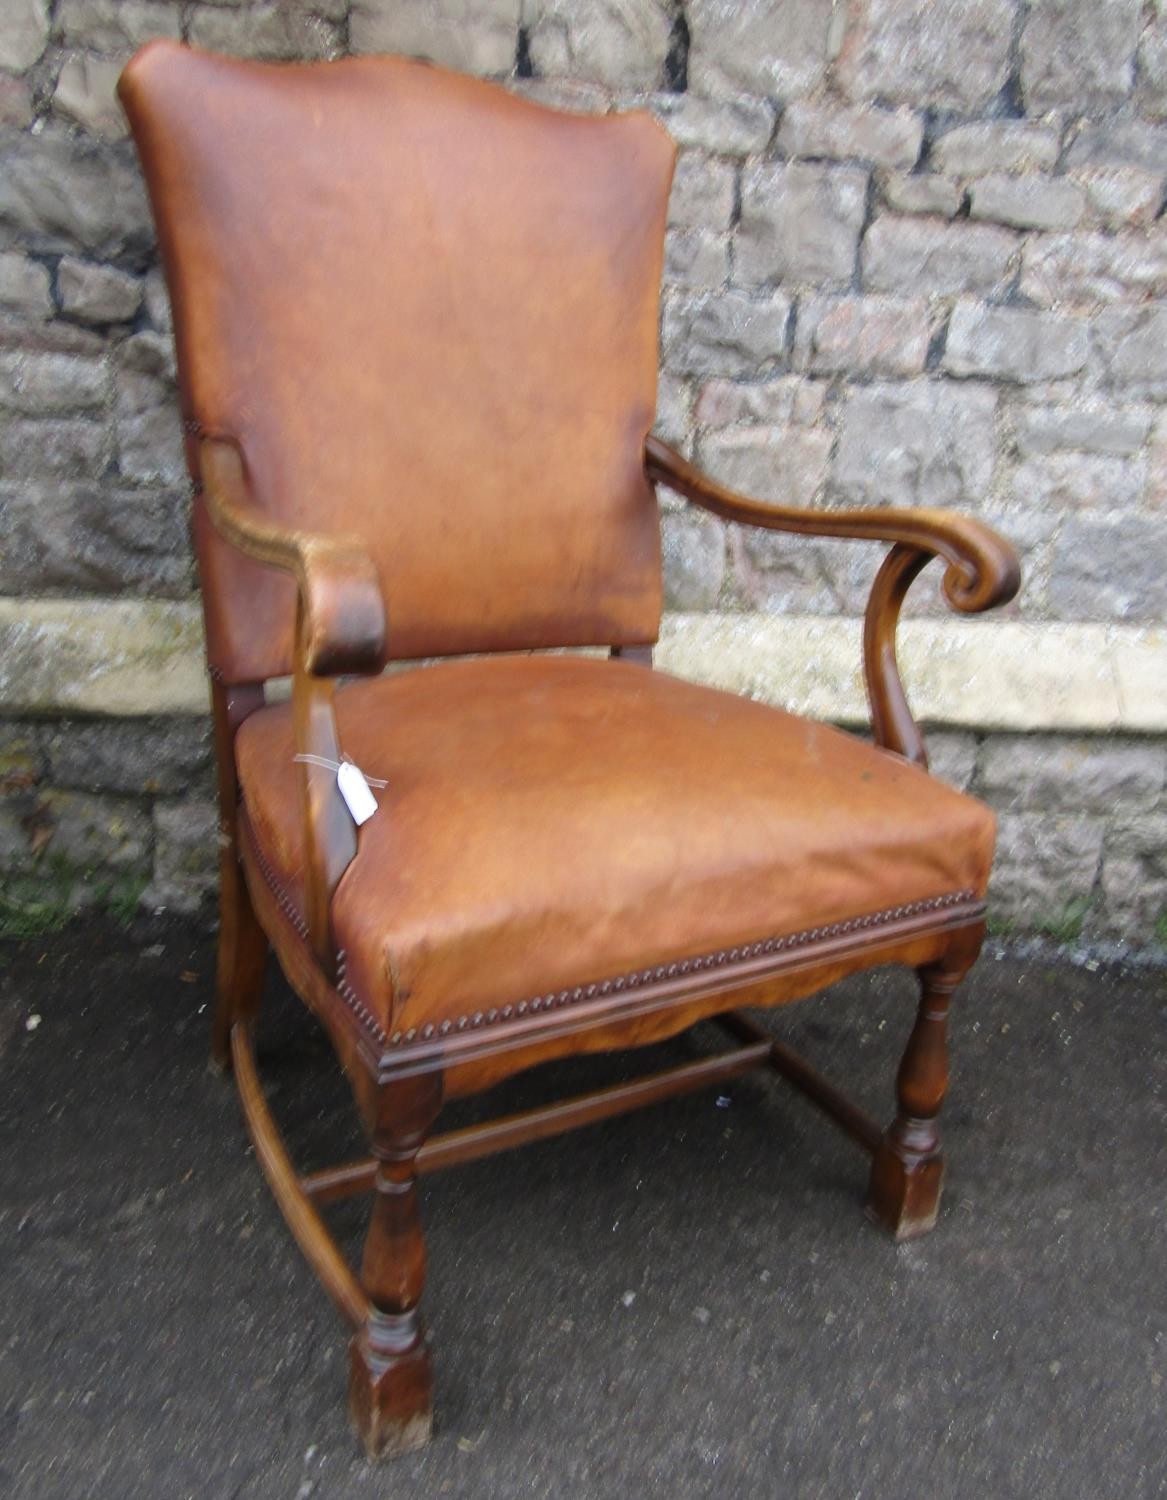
left=293, top=753, right=388, bottom=788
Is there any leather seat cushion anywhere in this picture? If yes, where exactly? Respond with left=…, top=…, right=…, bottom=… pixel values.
left=236, top=656, right=995, bottom=1040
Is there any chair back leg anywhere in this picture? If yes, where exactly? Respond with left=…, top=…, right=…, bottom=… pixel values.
left=209, top=681, right=268, bottom=1069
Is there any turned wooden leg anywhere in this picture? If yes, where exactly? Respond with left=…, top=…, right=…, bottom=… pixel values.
left=210, top=858, right=268, bottom=1070
left=349, top=1073, right=443, bottom=1459
left=867, top=933, right=979, bottom=1241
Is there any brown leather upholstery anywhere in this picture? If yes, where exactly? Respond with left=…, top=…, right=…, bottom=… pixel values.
left=236, top=656, right=996, bottom=1043
left=117, top=42, right=673, bottom=680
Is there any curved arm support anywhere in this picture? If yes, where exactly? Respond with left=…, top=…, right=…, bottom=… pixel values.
left=645, top=436, right=1020, bottom=616
left=863, top=544, right=932, bottom=767
left=200, top=435, right=385, bottom=971
left=645, top=436, right=1021, bottom=768
left=200, top=436, right=386, bottom=677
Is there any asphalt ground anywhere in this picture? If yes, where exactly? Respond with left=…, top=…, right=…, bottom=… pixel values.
left=1, top=922, right=1164, bottom=1499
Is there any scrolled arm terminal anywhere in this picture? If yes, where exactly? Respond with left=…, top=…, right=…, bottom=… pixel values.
left=200, top=436, right=386, bottom=677
left=644, top=435, right=1021, bottom=768
left=200, top=434, right=387, bottom=970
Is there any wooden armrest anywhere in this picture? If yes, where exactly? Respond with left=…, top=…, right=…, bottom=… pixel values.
left=200, top=436, right=385, bottom=676
left=646, top=436, right=1019, bottom=615
left=645, top=436, right=1021, bottom=769
left=201, top=435, right=387, bottom=972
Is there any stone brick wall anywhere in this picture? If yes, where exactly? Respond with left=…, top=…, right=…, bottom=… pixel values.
left=0, top=0, right=1164, bottom=951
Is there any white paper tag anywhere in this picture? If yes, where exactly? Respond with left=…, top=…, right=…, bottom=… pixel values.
left=337, top=760, right=379, bottom=826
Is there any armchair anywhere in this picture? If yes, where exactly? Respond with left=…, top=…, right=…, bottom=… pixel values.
left=120, top=41, right=1019, bottom=1459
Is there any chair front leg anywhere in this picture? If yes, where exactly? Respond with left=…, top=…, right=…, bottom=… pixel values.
left=866, top=927, right=982, bottom=1241
left=349, top=1071, right=444, bottom=1458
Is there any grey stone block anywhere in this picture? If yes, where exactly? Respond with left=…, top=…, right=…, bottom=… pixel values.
left=652, top=373, right=691, bottom=448
left=1012, top=402, right=1153, bottom=458
left=0, top=481, right=192, bottom=595
left=187, top=3, right=339, bottom=60
left=968, top=175, right=1086, bottom=233
left=832, top=381, right=997, bottom=508
left=697, top=424, right=833, bottom=508
left=143, top=266, right=172, bottom=334
left=879, top=173, right=961, bottom=219
left=1020, top=230, right=1167, bottom=306
left=729, top=527, right=840, bottom=615
left=1020, top=0, right=1142, bottom=114
left=0, top=253, right=52, bottom=321
left=633, top=92, right=775, bottom=158
left=0, top=74, right=33, bottom=129
left=116, top=329, right=176, bottom=383
left=980, top=736, right=1167, bottom=815
left=930, top=122, right=1061, bottom=178
left=0, top=349, right=109, bottom=415
left=53, top=53, right=128, bottom=139
left=0, top=130, right=152, bottom=260
left=776, top=102, right=923, bottom=170
left=35, top=789, right=153, bottom=873
left=54, top=0, right=182, bottom=52
left=1150, top=411, right=1167, bottom=509
left=1010, top=453, right=1145, bottom=513
left=525, top=0, right=672, bottom=90
left=693, top=376, right=826, bottom=430
left=1063, top=120, right=1167, bottom=174
left=794, top=294, right=930, bottom=378
left=57, top=258, right=143, bottom=325
left=664, top=229, right=728, bottom=291
left=0, top=418, right=110, bottom=481
left=144, top=798, right=218, bottom=913
left=738, top=162, right=868, bottom=290
left=0, top=0, right=49, bottom=72
left=687, top=0, right=835, bottom=100
left=41, top=717, right=213, bottom=796
left=351, top=0, right=520, bottom=73
left=668, top=154, right=736, bottom=232
left=1091, top=850, right=1167, bottom=946
left=922, top=732, right=978, bottom=792
left=117, top=404, right=186, bottom=486
left=944, top=302, right=1089, bottom=385
left=989, top=812, right=1105, bottom=937
left=861, top=216, right=1017, bottom=297
left=662, top=289, right=792, bottom=379
left=1138, top=16, right=1167, bottom=119
left=0, top=721, right=45, bottom=787
left=112, top=332, right=184, bottom=484
left=1092, top=305, right=1167, bottom=396
left=836, top=0, right=1013, bottom=111
left=1050, top=516, right=1167, bottom=622
left=661, top=511, right=727, bottom=610
left=1070, top=167, right=1164, bottom=230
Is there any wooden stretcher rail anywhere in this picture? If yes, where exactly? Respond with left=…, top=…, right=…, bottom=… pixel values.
left=714, top=1011, right=884, bottom=1153
left=301, top=1037, right=774, bottom=1206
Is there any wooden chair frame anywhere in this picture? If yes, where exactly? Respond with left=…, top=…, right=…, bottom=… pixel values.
left=200, top=428, right=1018, bottom=1457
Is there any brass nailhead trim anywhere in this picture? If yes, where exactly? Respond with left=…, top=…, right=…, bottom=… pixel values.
left=249, top=834, right=974, bottom=1055
left=250, top=837, right=390, bottom=1045
left=377, top=890, right=977, bottom=1048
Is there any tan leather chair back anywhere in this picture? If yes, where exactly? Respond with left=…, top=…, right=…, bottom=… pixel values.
left=119, top=43, right=675, bottom=680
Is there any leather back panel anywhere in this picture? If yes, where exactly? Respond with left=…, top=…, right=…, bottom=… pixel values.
left=120, top=43, right=674, bottom=678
